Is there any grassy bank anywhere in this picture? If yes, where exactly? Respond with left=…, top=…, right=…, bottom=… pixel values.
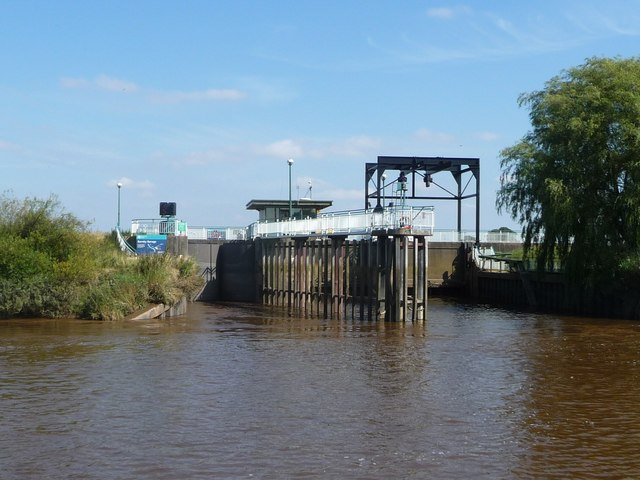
left=0, top=193, right=203, bottom=320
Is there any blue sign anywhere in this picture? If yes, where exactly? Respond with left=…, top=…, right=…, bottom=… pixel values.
left=136, top=234, right=167, bottom=255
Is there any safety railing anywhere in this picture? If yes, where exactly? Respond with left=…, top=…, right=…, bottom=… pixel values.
left=430, top=230, right=522, bottom=243
left=187, top=226, right=248, bottom=241
left=115, top=227, right=137, bottom=255
left=130, top=218, right=188, bottom=236
left=249, top=206, right=435, bottom=238
left=129, top=214, right=522, bottom=244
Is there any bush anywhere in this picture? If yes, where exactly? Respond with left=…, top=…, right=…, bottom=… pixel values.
left=0, top=193, right=204, bottom=320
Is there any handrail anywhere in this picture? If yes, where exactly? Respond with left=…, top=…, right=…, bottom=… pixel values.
left=115, top=228, right=137, bottom=255
left=249, top=206, right=435, bottom=238
left=130, top=218, right=188, bottom=236
left=128, top=213, right=524, bottom=243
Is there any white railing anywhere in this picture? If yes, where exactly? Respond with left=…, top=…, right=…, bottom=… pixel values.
left=130, top=213, right=522, bottom=244
left=249, top=206, right=435, bottom=238
left=115, top=227, right=137, bottom=255
left=187, top=226, right=248, bottom=241
left=130, top=218, right=188, bottom=236
left=130, top=219, right=247, bottom=241
left=430, top=230, right=522, bottom=243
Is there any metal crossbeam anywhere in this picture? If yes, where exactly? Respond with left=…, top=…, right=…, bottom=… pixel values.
left=365, top=155, right=480, bottom=243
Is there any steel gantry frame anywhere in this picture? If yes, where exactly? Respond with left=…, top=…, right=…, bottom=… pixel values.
left=365, top=156, right=480, bottom=243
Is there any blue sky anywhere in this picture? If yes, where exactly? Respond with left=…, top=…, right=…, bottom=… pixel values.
left=2, top=1, right=639, bottom=232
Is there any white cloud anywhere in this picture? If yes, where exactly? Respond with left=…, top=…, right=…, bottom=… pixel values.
left=108, top=177, right=155, bottom=192
left=149, top=88, right=247, bottom=103
left=474, top=131, right=500, bottom=142
left=61, top=74, right=246, bottom=103
left=257, top=139, right=304, bottom=159
left=168, top=150, right=225, bottom=166
left=371, top=4, right=640, bottom=67
left=427, top=7, right=455, bottom=19
left=426, top=6, right=471, bottom=20
left=59, top=77, right=90, bottom=89
left=414, top=128, right=456, bottom=144
left=0, top=139, right=20, bottom=151
left=332, top=135, right=382, bottom=157
left=294, top=135, right=382, bottom=160
left=60, top=75, right=139, bottom=93
left=94, top=74, right=140, bottom=93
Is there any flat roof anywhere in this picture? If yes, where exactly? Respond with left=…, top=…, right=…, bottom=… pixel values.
left=246, top=199, right=333, bottom=210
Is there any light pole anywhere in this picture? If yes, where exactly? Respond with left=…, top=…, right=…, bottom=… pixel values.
left=381, top=173, right=387, bottom=209
left=287, top=158, right=294, bottom=219
left=117, top=182, right=122, bottom=230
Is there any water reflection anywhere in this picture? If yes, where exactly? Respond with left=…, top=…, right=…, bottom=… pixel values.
left=2, top=300, right=640, bottom=478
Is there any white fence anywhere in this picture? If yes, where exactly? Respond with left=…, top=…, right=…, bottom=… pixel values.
left=249, top=207, right=435, bottom=238
left=430, top=230, right=522, bottom=243
left=130, top=218, right=188, bottom=236
left=130, top=219, right=248, bottom=241
left=130, top=211, right=522, bottom=243
left=187, top=226, right=248, bottom=241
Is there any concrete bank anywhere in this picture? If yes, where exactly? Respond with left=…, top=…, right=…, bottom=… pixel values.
left=125, top=297, right=188, bottom=321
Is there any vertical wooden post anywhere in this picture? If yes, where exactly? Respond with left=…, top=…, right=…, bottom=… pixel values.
left=272, top=241, right=277, bottom=305
left=423, top=235, right=429, bottom=319
left=402, top=236, right=409, bottom=321
left=356, top=239, right=363, bottom=320
left=280, top=240, right=285, bottom=307
left=341, top=239, right=347, bottom=318
left=415, top=236, right=425, bottom=321
left=331, top=237, right=341, bottom=318
left=294, top=239, right=303, bottom=311
left=322, top=239, right=329, bottom=318
left=376, top=236, right=387, bottom=321
left=305, top=240, right=311, bottom=315
left=263, top=241, right=269, bottom=305
left=385, top=237, right=394, bottom=321
left=411, top=237, right=417, bottom=321
left=310, top=240, right=317, bottom=316
left=368, top=238, right=375, bottom=321
left=394, top=236, right=402, bottom=322
left=287, top=240, right=293, bottom=311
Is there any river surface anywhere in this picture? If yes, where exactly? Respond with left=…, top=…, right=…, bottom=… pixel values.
left=2, top=298, right=640, bottom=479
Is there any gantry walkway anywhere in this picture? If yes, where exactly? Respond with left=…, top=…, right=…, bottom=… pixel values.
left=249, top=206, right=435, bottom=238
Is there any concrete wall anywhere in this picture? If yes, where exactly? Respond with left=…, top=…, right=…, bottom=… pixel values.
left=167, top=235, right=189, bottom=256
left=216, top=241, right=258, bottom=303
left=188, top=238, right=523, bottom=303
left=188, top=239, right=257, bottom=303
left=188, top=240, right=223, bottom=301
left=428, top=242, right=469, bottom=287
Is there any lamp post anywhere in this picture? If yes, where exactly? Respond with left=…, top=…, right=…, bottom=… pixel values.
left=381, top=173, right=387, bottom=209
left=287, top=158, right=294, bottom=219
left=117, top=182, right=122, bottom=230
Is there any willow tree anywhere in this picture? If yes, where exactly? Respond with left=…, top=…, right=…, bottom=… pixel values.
left=497, top=57, right=640, bottom=286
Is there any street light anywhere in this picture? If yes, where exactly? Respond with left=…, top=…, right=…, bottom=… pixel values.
left=381, top=173, right=387, bottom=209
left=117, top=182, right=122, bottom=230
left=287, top=158, right=294, bottom=219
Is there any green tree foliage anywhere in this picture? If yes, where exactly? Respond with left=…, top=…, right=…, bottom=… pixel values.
left=497, top=57, right=640, bottom=286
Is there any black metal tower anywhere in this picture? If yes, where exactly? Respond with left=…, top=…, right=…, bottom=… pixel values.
left=365, top=156, right=480, bottom=242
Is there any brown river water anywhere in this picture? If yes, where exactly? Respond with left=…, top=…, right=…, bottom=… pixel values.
left=2, top=298, right=640, bottom=479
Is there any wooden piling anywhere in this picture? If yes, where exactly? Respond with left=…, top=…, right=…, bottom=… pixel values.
left=257, top=233, right=428, bottom=321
